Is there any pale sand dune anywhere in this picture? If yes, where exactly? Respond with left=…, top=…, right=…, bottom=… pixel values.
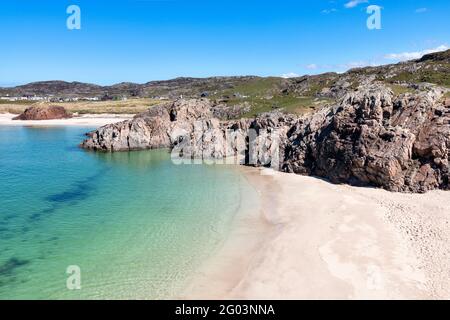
left=0, top=113, right=132, bottom=127
left=183, top=167, right=450, bottom=300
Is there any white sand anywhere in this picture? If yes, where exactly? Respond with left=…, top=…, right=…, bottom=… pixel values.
left=0, top=113, right=133, bottom=127
left=2, top=111, right=446, bottom=299
left=183, top=167, right=450, bottom=300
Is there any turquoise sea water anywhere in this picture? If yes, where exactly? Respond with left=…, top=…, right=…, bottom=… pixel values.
left=0, top=125, right=258, bottom=299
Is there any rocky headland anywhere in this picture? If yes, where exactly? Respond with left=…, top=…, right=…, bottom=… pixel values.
left=81, top=81, right=449, bottom=193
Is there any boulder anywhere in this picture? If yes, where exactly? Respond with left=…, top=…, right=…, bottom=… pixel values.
left=13, top=106, right=72, bottom=120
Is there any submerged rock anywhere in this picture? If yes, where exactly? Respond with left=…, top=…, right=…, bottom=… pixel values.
left=13, top=105, right=72, bottom=120
left=81, top=85, right=450, bottom=193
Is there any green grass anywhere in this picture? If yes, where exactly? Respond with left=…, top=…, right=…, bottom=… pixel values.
left=212, top=77, right=283, bottom=99
left=229, top=95, right=333, bottom=118
left=212, top=76, right=335, bottom=118
left=387, top=84, right=414, bottom=96
left=303, top=78, right=338, bottom=96
left=418, top=71, right=450, bottom=86
left=303, top=82, right=326, bottom=96
left=385, top=72, right=415, bottom=83
left=386, top=68, right=450, bottom=87
left=0, top=100, right=33, bottom=105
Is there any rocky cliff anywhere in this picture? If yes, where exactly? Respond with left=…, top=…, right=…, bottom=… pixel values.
left=81, top=83, right=449, bottom=193
left=282, top=85, right=449, bottom=192
left=81, top=99, right=216, bottom=151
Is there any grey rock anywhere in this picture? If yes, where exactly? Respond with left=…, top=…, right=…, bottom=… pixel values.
left=81, top=86, right=449, bottom=193
left=81, top=99, right=213, bottom=151
left=282, top=85, right=449, bottom=193
left=211, top=102, right=251, bottom=120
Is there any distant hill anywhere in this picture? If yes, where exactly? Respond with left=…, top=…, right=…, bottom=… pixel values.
left=8, top=81, right=103, bottom=96
left=0, top=76, right=267, bottom=98
left=1, top=49, right=449, bottom=115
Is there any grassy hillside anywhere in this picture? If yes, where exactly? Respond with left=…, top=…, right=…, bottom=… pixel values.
left=206, top=77, right=333, bottom=117
left=2, top=49, right=449, bottom=117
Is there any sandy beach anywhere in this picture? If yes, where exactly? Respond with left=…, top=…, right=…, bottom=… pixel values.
left=1, top=109, right=448, bottom=299
left=0, top=113, right=133, bottom=127
left=183, top=167, right=450, bottom=300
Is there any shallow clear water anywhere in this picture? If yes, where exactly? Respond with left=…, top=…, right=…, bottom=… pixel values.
left=0, top=125, right=258, bottom=299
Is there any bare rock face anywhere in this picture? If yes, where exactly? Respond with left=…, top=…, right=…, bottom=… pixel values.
left=81, top=99, right=215, bottom=151
left=283, top=85, right=449, bottom=193
left=445, top=98, right=450, bottom=107
left=13, top=105, right=72, bottom=120
left=211, top=102, right=251, bottom=120
left=81, top=87, right=449, bottom=193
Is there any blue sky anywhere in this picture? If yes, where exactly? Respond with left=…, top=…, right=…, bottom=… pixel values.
left=0, top=0, right=449, bottom=86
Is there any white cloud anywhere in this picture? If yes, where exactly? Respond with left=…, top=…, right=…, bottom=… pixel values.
left=342, top=61, right=371, bottom=68
left=415, top=8, right=428, bottom=13
left=302, top=61, right=378, bottom=73
left=281, top=72, right=300, bottom=78
left=294, top=45, right=449, bottom=76
left=322, top=8, right=337, bottom=14
left=344, top=0, right=368, bottom=9
left=305, top=64, right=318, bottom=70
left=384, top=45, right=449, bottom=61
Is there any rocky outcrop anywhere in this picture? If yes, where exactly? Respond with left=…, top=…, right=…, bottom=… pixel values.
left=283, top=85, right=449, bottom=193
left=445, top=98, right=450, bottom=107
left=13, top=105, right=72, bottom=120
left=211, top=102, right=251, bottom=120
left=81, top=99, right=215, bottom=152
left=81, top=85, right=450, bottom=193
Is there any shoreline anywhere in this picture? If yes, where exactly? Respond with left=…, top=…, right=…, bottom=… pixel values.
left=183, top=167, right=450, bottom=300
left=178, top=166, right=274, bottom=300
left=0, top=112, right=133, bottom=127
left=1, top=114, right=448, bottom=299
